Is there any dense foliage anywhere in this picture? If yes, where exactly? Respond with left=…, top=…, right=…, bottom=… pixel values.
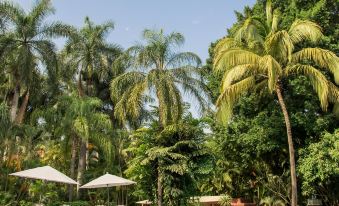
left=0, top=0, right=338, bottom=206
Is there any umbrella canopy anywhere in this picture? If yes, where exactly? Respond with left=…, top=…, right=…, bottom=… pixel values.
left=136, top=200, right=152, bottom=205
left=10, top=166, right=78, bottom=185
left=80, top=173, right=136, bottom=189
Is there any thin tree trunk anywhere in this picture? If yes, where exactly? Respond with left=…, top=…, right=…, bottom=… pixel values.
left=76, top=71, right=86, bottom=200
left=68, top=136, right=78, bottom=201
left=157, top=163, right=163, bottom=206
left=15, top=90, right=30, bottom=124
left=276, top=85, right=297, bottom=206
left=10, top=84, right=20, bottom=122
left=86, top=141, right=89, bottom=170
left=78, top=72, right=84, bottom=97
left=76, top=139, right=87, bottom=199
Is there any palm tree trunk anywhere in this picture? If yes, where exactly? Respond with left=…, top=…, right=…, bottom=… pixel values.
left=68, top=135, right=78, bottom=201
left=77, top=139, right=87, bottom=199
left=15, top=90, right=30, bottom=124
left=78, top=72, right=84, bottom=97
left=276, top=85, right=297, bottom=206
left=157, top=162, right=163, bottom=206
left=10, top=84, right=20, bottom=122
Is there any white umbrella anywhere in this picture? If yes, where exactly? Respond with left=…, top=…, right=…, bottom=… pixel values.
left=10, top=166, right=78, bottom=185
left=80, top=173, right=135, bottom=188
left=136, top=200, right=152, bottom=205
left=10, top=166, right=78, bottom=203
left=80, top=173, right=136, bottom=206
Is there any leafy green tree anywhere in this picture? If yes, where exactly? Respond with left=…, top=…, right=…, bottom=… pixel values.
left=125, top=115, right=209, bottom=206
left=0, top=0, right=72, bottom=123
left=298, top=129, right=339, bottom=205
left=110, top=29, right=209, bottom=128
left=213, top=1, right=339, bottom=205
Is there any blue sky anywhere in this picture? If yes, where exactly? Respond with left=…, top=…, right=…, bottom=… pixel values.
left=13, top=0, right=256, bottom=61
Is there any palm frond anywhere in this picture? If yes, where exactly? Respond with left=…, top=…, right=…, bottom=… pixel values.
left=285, top=64, right=330, bottom=111
left=0, top=1, right=24, bottom=24
left=166, top=52, right=201, bottom=68
left=216, top=76, right=255, bottom=124
left=328, top=81, right=339, bottom=104
left=288, top=20, right=323, bottom=44
left=265, top=30, right=293, bottom=63
left=110, top=71, right=146, bottom=101
left=39, top=21, right=75, bottom=38
left=214, top=38, right=242, bottom=55
left=266, top=0, right=272, bottom=27
left=292, top=48, right=339, bottom=84
left=221, top=64, right=260, bottom=90
left=260, top=55, right=282, bottom=92
left=127, top=81, right=148, bottom=119
left=166, top=31, right=185, bottom=47
left=214, top=49, right=261, bottom=73
left=30, top=0, right=54, bottom=27
left=271, top=9, right=280, bottom=33
left=234, top=17, right=266, bottom=44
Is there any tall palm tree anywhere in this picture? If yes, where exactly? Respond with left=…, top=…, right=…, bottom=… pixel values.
left=0, top=0, right=72, bottom=123
left=63, top=16, right=122, bottom=97
left=31, top=94, right=113, bottom=200
left=213, top=1, right=339, bottom=206
left=110, top=29, right=208, bottom=126
left=111, top=29, right=209, bottom=206
left=61, top=17, right=121, bottom=199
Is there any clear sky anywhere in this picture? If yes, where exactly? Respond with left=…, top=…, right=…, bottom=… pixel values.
left=12, top=0, right=256, bottom=62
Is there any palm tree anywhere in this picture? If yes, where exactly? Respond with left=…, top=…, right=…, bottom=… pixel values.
left=61, top=17, right=121, bottom=199
left=31, top=94, right=113, bottom=200
left=0, top=0, right=72, bottom=123
left=63, top=16, right=122, bottom=97
left=110, top=29, right=209, bottom=127
left=110, top=29, right=208, bottom=205
left=213, top=1, right=339, bottom=206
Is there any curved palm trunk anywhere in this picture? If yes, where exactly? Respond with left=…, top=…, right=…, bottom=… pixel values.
left=10, top=84, right=20, bottom=122
left=15, top=90, right=30, bottom=124
left=276, top=85, right=297, bottom=206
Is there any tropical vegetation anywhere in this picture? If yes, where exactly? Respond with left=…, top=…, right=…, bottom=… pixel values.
left=0, top=0, right=338, bottom=206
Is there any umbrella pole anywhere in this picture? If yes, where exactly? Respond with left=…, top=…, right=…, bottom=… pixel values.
left=107, top=185, right=109, bottom=206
